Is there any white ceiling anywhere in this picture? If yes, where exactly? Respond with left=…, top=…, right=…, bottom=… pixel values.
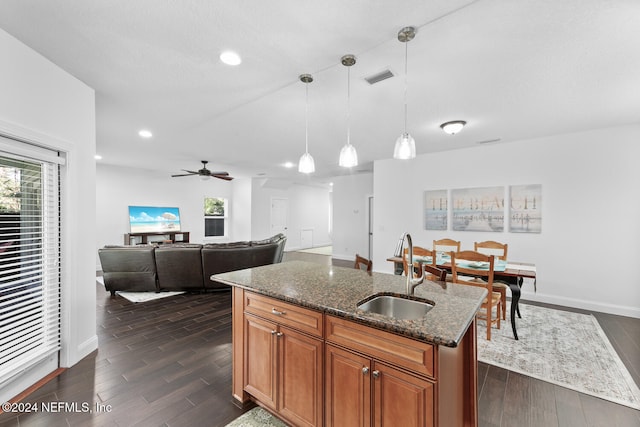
left=1, top=0, right=639, bottom=185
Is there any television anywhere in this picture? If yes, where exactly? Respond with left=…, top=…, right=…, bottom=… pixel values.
left=128, top=206, right=181, bottom=233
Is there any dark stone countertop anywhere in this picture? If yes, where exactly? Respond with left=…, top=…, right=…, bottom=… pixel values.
left=212, top=260, right=487, bottom=347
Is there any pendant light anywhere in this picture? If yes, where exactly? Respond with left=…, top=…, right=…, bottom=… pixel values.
left=339, top=54, right=358, bottom=167
left=298, top=74, right=315, bottom=174
left=393, top=26, right=417, bottom=160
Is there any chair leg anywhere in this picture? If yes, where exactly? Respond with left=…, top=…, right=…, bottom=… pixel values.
left=486, top=305, right=491, bottom=341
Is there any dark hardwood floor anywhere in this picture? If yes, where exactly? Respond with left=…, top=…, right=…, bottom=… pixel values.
left=0, top=251, right=638, bottom=426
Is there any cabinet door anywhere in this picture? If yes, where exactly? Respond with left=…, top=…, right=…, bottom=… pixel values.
left=278, top=326, right=324, bottom=427
left=325, top=344, right=371, bottom=427
left=244, top=314, right=277, bottom=409
left=372, top=361, right=434, bottom=427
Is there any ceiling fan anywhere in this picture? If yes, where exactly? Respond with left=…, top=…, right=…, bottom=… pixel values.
left=171, top=160, right=234, bottom=181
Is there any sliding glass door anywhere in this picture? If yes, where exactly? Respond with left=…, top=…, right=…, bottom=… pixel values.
left=0, top=148, right=61, bottom=391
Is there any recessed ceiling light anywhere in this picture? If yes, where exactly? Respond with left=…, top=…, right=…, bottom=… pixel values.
left=283, top=162, right=295, bottom=168
left=138, top=129, right=153, bottom=138
left=440, top=120, right=467, bottom=135
left=94, top=154, right=102, bottom=160
left=220, top=51, right=242, bottom=66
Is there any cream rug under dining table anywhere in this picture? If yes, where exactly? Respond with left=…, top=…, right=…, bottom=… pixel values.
left=477, top=303, right=640, bottom=410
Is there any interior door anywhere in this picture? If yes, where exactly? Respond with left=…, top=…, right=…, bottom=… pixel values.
left=271, top=197, right=289, bottom=237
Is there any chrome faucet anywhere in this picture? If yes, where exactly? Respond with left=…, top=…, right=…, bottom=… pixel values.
left=402, top=232, right=424, bottom=295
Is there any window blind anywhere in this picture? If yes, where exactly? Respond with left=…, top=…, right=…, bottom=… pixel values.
left=0, top=150, right=61, bottom=386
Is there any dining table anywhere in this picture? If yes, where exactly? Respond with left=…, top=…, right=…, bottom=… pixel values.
left=386, top=254, right=536, bottom=340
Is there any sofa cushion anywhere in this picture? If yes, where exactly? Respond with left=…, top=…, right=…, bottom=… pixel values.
left=155, top=245, right=204, bottom=291
left=98, top=246, right=158, bottom=292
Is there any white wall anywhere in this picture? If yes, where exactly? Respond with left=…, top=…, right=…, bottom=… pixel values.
left=96, top=164, right=252, bottom=266
left=0, top=28, right=96, bottom=399
left=331, top=173, right=373, bottom=261
left=373, top=124, right=640, bottom=318
left=251, top=178, right=332, bottom=250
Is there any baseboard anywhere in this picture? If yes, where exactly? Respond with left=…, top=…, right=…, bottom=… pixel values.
left=521, top=290, right=640, bottom=319
left=61, top=335, right=99, bottom=367
left=285, top=242, right=333, bottom=252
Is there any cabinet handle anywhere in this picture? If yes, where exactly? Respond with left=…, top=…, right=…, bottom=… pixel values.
left=372, top=370, right=380, bottom=379
left=271, top=330, right=277, bottom=335
left=362, top=367, right=369, bottom=375
left=271, top=308, right=286, bottom=316
left=275, top=332, right=284, bottom=337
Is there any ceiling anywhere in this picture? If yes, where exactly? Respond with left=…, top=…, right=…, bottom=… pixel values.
left=1, top=0, right=639, bottom=185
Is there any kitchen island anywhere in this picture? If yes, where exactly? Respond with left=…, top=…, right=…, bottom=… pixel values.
left=213, top=260, right=487, bottom=427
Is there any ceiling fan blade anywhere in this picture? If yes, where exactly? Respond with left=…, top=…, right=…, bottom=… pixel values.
left=213, top=174, right=234, bottom=181
left=209, top=171, right=229, bottom=176
left=171, top=173, right=197, bottom=177
left=182, top=169, right=200, bottom=174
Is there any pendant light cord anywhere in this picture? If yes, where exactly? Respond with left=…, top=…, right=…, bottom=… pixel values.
left=305, top=82, right=309, bottom=153
left=403, top=40, right=408, bottom=134
left=347, top=65, right=351, bottom=146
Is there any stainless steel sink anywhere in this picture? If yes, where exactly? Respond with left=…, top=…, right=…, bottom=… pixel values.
left=357, top=294, right=434, bottom=320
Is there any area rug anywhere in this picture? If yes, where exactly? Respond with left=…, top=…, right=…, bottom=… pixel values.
left=477, top=303, right=640, bottom=410
left=96, top=277, right=184, bottom=303
left=224, top=407, right=288, bottom=427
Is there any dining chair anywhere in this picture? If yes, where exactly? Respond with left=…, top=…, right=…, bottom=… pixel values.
left=354, top=254, right=373, bottom=273
left=474, top=240, right=508, bottom=260
left=474, top=240, right=509, bottom=320
left=424, top=264, right=447, bottom=282
left=450, top=250, right=502, bottom=340
left=402, top=246, right=432, bottom=277
left=433, top=238, right=461, bottom=254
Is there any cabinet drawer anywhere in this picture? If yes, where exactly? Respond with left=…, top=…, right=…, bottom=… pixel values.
left=244, top=292, right=323, bottom=338
left=325, top=315, right=435, bottom=379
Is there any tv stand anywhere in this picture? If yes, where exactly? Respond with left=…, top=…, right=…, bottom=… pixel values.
left=124, top=231, right=190, bottom=245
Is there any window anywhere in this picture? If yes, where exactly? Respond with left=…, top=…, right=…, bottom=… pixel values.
left=0, top=148, right=62, bottom=386
left=204, top=197, right=227, bottom=237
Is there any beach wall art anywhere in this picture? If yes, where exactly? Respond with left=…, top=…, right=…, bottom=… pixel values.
left=452, top=186, right=504, bottom=232
left=509, top=184, right=542, bottom=233
left=424, top=189, right=448, bottom=230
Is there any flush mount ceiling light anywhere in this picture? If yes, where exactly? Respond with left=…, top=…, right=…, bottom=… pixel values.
left=138, top=129, right=153, bottom=138
left=338, top=54, right=358, bottom=168
left=220, top=50, right=242, bottom=66
left=440, top=120, right=467, bottom=135
left=393, top=26, right=417, bottom=160
left=298, top=74, right=315, bottom=174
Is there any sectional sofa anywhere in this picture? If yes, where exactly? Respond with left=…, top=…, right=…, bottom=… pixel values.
left=98, top=234, right=286, bottom=295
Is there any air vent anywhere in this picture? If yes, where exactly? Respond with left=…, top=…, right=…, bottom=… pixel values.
left=364, top=69, right=394, bottom=85
left=476, top=138, right=501, bottom=145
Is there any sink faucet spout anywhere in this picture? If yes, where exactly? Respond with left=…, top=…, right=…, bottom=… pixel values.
left=402, top=232, right=424, bottom=295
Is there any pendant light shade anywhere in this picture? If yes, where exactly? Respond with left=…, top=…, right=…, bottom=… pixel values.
left=393, top=26, right=417, bottom=160
left=393, top=133, right=416, bottom=160
left=298, top=152, right=315, bottom=174
left=298, top=74, right=315, bottom=174
left=339, top=54, right=358, bottom=168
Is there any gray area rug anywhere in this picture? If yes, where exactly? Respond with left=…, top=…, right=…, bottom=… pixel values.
left=96, top=277, right=184, bottom=302
left=225, top=407, right=288, bottom=427
left=477, top=303, right=640, bottom=410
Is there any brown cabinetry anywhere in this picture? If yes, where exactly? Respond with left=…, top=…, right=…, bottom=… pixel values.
left=325, top=316, right=435, bottom=427
left=243, top=294, right=323, bottom=427
left=232, top=288, right=478, bottom=427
